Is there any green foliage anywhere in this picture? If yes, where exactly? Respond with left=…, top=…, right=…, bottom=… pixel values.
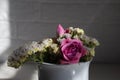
left=28, top=52, right=44, bottom=63
left=80, top=35, right=100, bottom=48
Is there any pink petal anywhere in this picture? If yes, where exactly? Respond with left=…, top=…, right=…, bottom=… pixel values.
left=57, top=24, right=65, bottom=36
left=61, top=38, right=71, bottom=47
left=81, top=47, right=87, bottom=56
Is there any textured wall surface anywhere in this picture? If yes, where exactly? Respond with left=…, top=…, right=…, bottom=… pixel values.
left=0, top=0, right=120, bottom=80
left=8, top=0, right=120, bottom=63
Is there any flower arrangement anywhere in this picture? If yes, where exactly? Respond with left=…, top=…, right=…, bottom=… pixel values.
left=7, top=24, right=99, bottom=68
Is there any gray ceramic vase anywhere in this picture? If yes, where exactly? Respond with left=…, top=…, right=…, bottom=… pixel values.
left=38, top=61, right=90, bottom=80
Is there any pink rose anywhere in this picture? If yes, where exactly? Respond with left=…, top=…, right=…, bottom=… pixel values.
left=60, top=38, right=86, bottom=64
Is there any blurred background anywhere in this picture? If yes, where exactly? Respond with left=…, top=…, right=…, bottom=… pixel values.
left=0, top=0, right=120, bottom=80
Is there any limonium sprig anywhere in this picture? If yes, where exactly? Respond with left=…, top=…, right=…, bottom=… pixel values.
left=8, top=24, right=99, bottom=68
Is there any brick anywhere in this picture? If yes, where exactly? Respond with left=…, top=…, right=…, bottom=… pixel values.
left=0, top=21, right=17, bottom=39
left=17, top=22, right=57, bottom=40
left=9, top=0, right=41, bottom=21
left=0, top=0, right=9, bottom=20
left=86, top=23, right=120, bottom=63
left=39, top=0, right=120, bottom=4
left=40, top=3, right=105, bottom=23
left=39, top=3, right=120, bottom=24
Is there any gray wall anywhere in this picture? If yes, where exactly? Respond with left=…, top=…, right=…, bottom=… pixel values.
left=9, top=0, right=120, bottom=63
left=0, top=0, right=120, bottom=79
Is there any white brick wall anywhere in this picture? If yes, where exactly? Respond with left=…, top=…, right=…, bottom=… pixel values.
left=0, top=0, right=120, bottom=80
left=0, top=0, right=11, bottom=61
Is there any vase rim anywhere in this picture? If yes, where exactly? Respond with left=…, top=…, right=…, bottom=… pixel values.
left=38, top=60, right=91, bottom=66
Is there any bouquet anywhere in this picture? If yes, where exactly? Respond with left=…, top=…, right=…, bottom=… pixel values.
left=7, top=24, right=99, bottom=68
